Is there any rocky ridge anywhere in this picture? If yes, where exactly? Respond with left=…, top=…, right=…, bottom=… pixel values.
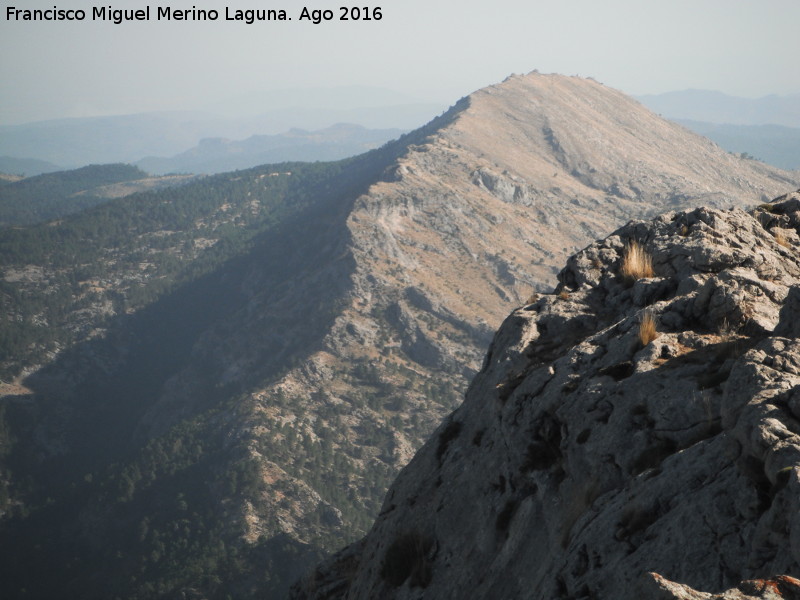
left=292, top=190, right=800, bottom=599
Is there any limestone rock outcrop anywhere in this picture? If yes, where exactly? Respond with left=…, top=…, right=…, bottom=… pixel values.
left=292, top=191, right=800, bottom=599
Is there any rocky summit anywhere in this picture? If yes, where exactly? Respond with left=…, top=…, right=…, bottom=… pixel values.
left=292, top=190, right=800, bottom=599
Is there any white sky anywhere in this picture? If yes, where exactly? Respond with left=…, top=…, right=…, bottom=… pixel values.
left=1, top=0, right=799, bottom=124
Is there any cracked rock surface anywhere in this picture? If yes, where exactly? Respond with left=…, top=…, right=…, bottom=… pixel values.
left=292, top=191, right=800, bottom=600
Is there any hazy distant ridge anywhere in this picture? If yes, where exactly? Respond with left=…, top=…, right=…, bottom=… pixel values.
left=637, top=89, right=800, bottom=127
left=676, top=119, right=800, bottom=171
left=0, top=86, right=445, bottom=168
left=136, top=123, right=405, bottom=175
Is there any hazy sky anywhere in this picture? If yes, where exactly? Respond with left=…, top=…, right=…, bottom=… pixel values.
left=1, top=0, right=798, bottom=124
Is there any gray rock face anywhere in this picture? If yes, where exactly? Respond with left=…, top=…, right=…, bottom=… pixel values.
left=292, top=191, right=800, bottom=599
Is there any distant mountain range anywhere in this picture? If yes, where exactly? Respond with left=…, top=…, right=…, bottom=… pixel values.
left=0, top=156, right=61, bottom=177
left=673, top=120, right=800, bottom=171
left=136, top=123, right=406, bottom=175
left=0, top=73, right=798, bottom=600
left=636, top=89, right=800, bottom=127
left=0, top=93, right=444, bottom=171
left=636, top=90, right=800, bottom=172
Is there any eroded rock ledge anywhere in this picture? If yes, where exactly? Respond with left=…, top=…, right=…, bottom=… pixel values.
left=292, top=191, right=800, bottom=600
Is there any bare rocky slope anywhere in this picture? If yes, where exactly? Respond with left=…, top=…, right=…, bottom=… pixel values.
left=292, top=190, right=800, bottom=600
left=2, top=72, right=799, bottom=598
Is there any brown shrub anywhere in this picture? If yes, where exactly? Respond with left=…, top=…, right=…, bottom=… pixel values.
left=774, top=228, right=791, bottom=248
left=639, top=312, right=658, bottom=346
left=621, top=241, right=654, bottom=281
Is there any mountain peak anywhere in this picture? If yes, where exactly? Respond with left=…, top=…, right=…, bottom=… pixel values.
left=448, top=72, right=794, bottom=203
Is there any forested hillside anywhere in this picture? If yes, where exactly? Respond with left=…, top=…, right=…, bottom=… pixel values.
left=0, top=164, right=152, bottom=226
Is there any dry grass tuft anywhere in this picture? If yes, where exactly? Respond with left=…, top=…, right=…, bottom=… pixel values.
left=525, top=292, right=540, bottom=305
left=621, top=241, right=655, bottom=281
left=773, top=228, right=791, bottom=248
left=639, top=312, right=658, bottom=347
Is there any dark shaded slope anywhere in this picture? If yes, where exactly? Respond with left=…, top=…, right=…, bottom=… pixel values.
left=0, top=101, right=469, bottom=600
left=0, top=197, right=353, bottom=599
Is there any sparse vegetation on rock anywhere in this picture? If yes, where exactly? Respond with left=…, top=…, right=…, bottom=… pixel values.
left=621, top=240, right=655, bottom=281
left=638, top=311, right=658, bottom=346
